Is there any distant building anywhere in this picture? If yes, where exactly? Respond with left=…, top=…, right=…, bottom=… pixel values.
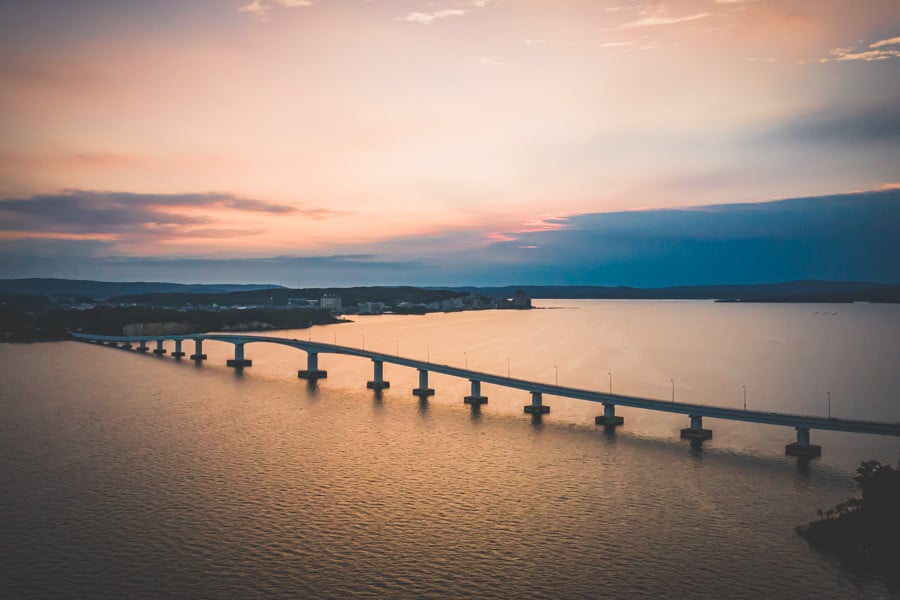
left=463, top=294, right=495, bottom=310
left=514, top=289, right=532, bottom=309
left=440, top=297, right=464, bottom=312
left=358, top=302, right=384, bottom=315
left=321, top=294, right=342, bottom=313
left=288, top=298, right=319, bottom=308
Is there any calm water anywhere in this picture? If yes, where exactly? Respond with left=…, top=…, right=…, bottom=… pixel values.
left=1, top=300, right=898, bottom=598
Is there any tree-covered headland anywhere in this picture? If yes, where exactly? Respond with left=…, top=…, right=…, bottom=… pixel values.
left=798, top=460, right=900, bottom=583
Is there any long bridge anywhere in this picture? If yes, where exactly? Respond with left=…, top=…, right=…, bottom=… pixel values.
left=71, top=332, right=900, bottom=458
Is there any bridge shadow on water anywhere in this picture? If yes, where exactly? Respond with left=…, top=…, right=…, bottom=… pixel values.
left=586, top=420, right=835, bottom=481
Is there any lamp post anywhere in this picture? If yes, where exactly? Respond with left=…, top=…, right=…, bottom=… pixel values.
left=609, top=372, right=613, bottom=394
left=827, top=391, right=831, bottom=419
left=464, top=351, right=468, bottom=369
left=670, top=378, right=675, bottom=403
left=742, top=385, right=747, bottom=410
left=554, top=365, right=558, bottom=386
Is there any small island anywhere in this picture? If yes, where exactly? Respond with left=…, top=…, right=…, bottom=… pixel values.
left=797, top=460, right=900, bottom=584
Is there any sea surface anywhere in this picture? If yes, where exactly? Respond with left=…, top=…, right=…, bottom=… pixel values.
left=1, top=300, right=898, bottom=599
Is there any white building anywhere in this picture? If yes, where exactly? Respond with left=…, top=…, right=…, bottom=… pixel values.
left=321, top=294, right=342, bottom=312
left=358, top=302, right=384, bottom=314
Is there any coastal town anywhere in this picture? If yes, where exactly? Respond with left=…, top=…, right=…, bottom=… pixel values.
left=0, top=283, right=533, bottom=341
left=230, top=289, right=533, bottom=315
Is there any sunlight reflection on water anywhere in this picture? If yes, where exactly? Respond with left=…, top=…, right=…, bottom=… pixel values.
left=1, top=301, right=898, bottom=598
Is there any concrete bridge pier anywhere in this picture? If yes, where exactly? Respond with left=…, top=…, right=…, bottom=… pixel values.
left=464, top=380, right=488, bottom=406
left=227, top=343, right=252, bottom=367
left=595, top=402, right=624, bottom=427
left=367, top=360, right=390, bottom=389
left=298, top=352, right=327, bottom=380
left=121, top=342, right=133, bottom=350
left=412, top=369, right=435, bottom=396
left=137, top=341, right=149, bottom=353
left=785, top=427, right=822, bottom=457
left=524, top=391, right=550, bottom=414
left=152, top=340, right=167, bottom=355
left=190, top=339, right=207, bottom=361
left=172, top=339, right=185, bottom=358
left=680, top=415, right=713, bottom=440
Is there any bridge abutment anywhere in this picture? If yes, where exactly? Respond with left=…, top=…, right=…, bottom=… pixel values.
left=595, top=402, right=624, bottom=427
left=298, top=351, right=327, bottom=379
left=524, top=391, right=550, bottom=414
left=367, top=359, right=390, bottom=389
left=226, top=343, right=252, bottom=367
left=413, top=369, right=435, bottom=396
left=680, top=414, right=712, bottom=440
left=464, top=379, right=488, bottom=405
left=786, top=427, right=821, bottom=457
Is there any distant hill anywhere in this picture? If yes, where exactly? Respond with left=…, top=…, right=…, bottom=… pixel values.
left=436, top=281, right=900, bottom=303
left=2, top=278, right=898, bottom=304
left=0, top=278, right=283, bottom=300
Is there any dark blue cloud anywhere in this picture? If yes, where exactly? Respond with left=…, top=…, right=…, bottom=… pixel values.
left=0, top=247, right=430, bottom=286
left=478, top=189, right=900, bottom=286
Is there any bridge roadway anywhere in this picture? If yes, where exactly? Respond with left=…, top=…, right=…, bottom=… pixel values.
left=72, top=332, right=900, bottom=457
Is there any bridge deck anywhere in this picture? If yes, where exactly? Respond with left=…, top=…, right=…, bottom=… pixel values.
left=71, top=332, right=900, bottom=437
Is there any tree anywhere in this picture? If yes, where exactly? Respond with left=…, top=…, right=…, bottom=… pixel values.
left=801, top=460, right=899, bottom=579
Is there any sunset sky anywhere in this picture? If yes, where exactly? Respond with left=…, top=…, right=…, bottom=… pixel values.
left=1, top=0, right=898, bottom=285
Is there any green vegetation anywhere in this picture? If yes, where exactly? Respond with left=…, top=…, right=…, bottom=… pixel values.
left=0, top=285, right=472, bottom=342
left=1, top=303, right=338, bottom=341
left=109, top=286, right=467, bottom=307
left=798, top=460, right=900, bottom=582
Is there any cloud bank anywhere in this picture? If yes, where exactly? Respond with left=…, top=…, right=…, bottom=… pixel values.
left=2, top=189, right=897, bottom=286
